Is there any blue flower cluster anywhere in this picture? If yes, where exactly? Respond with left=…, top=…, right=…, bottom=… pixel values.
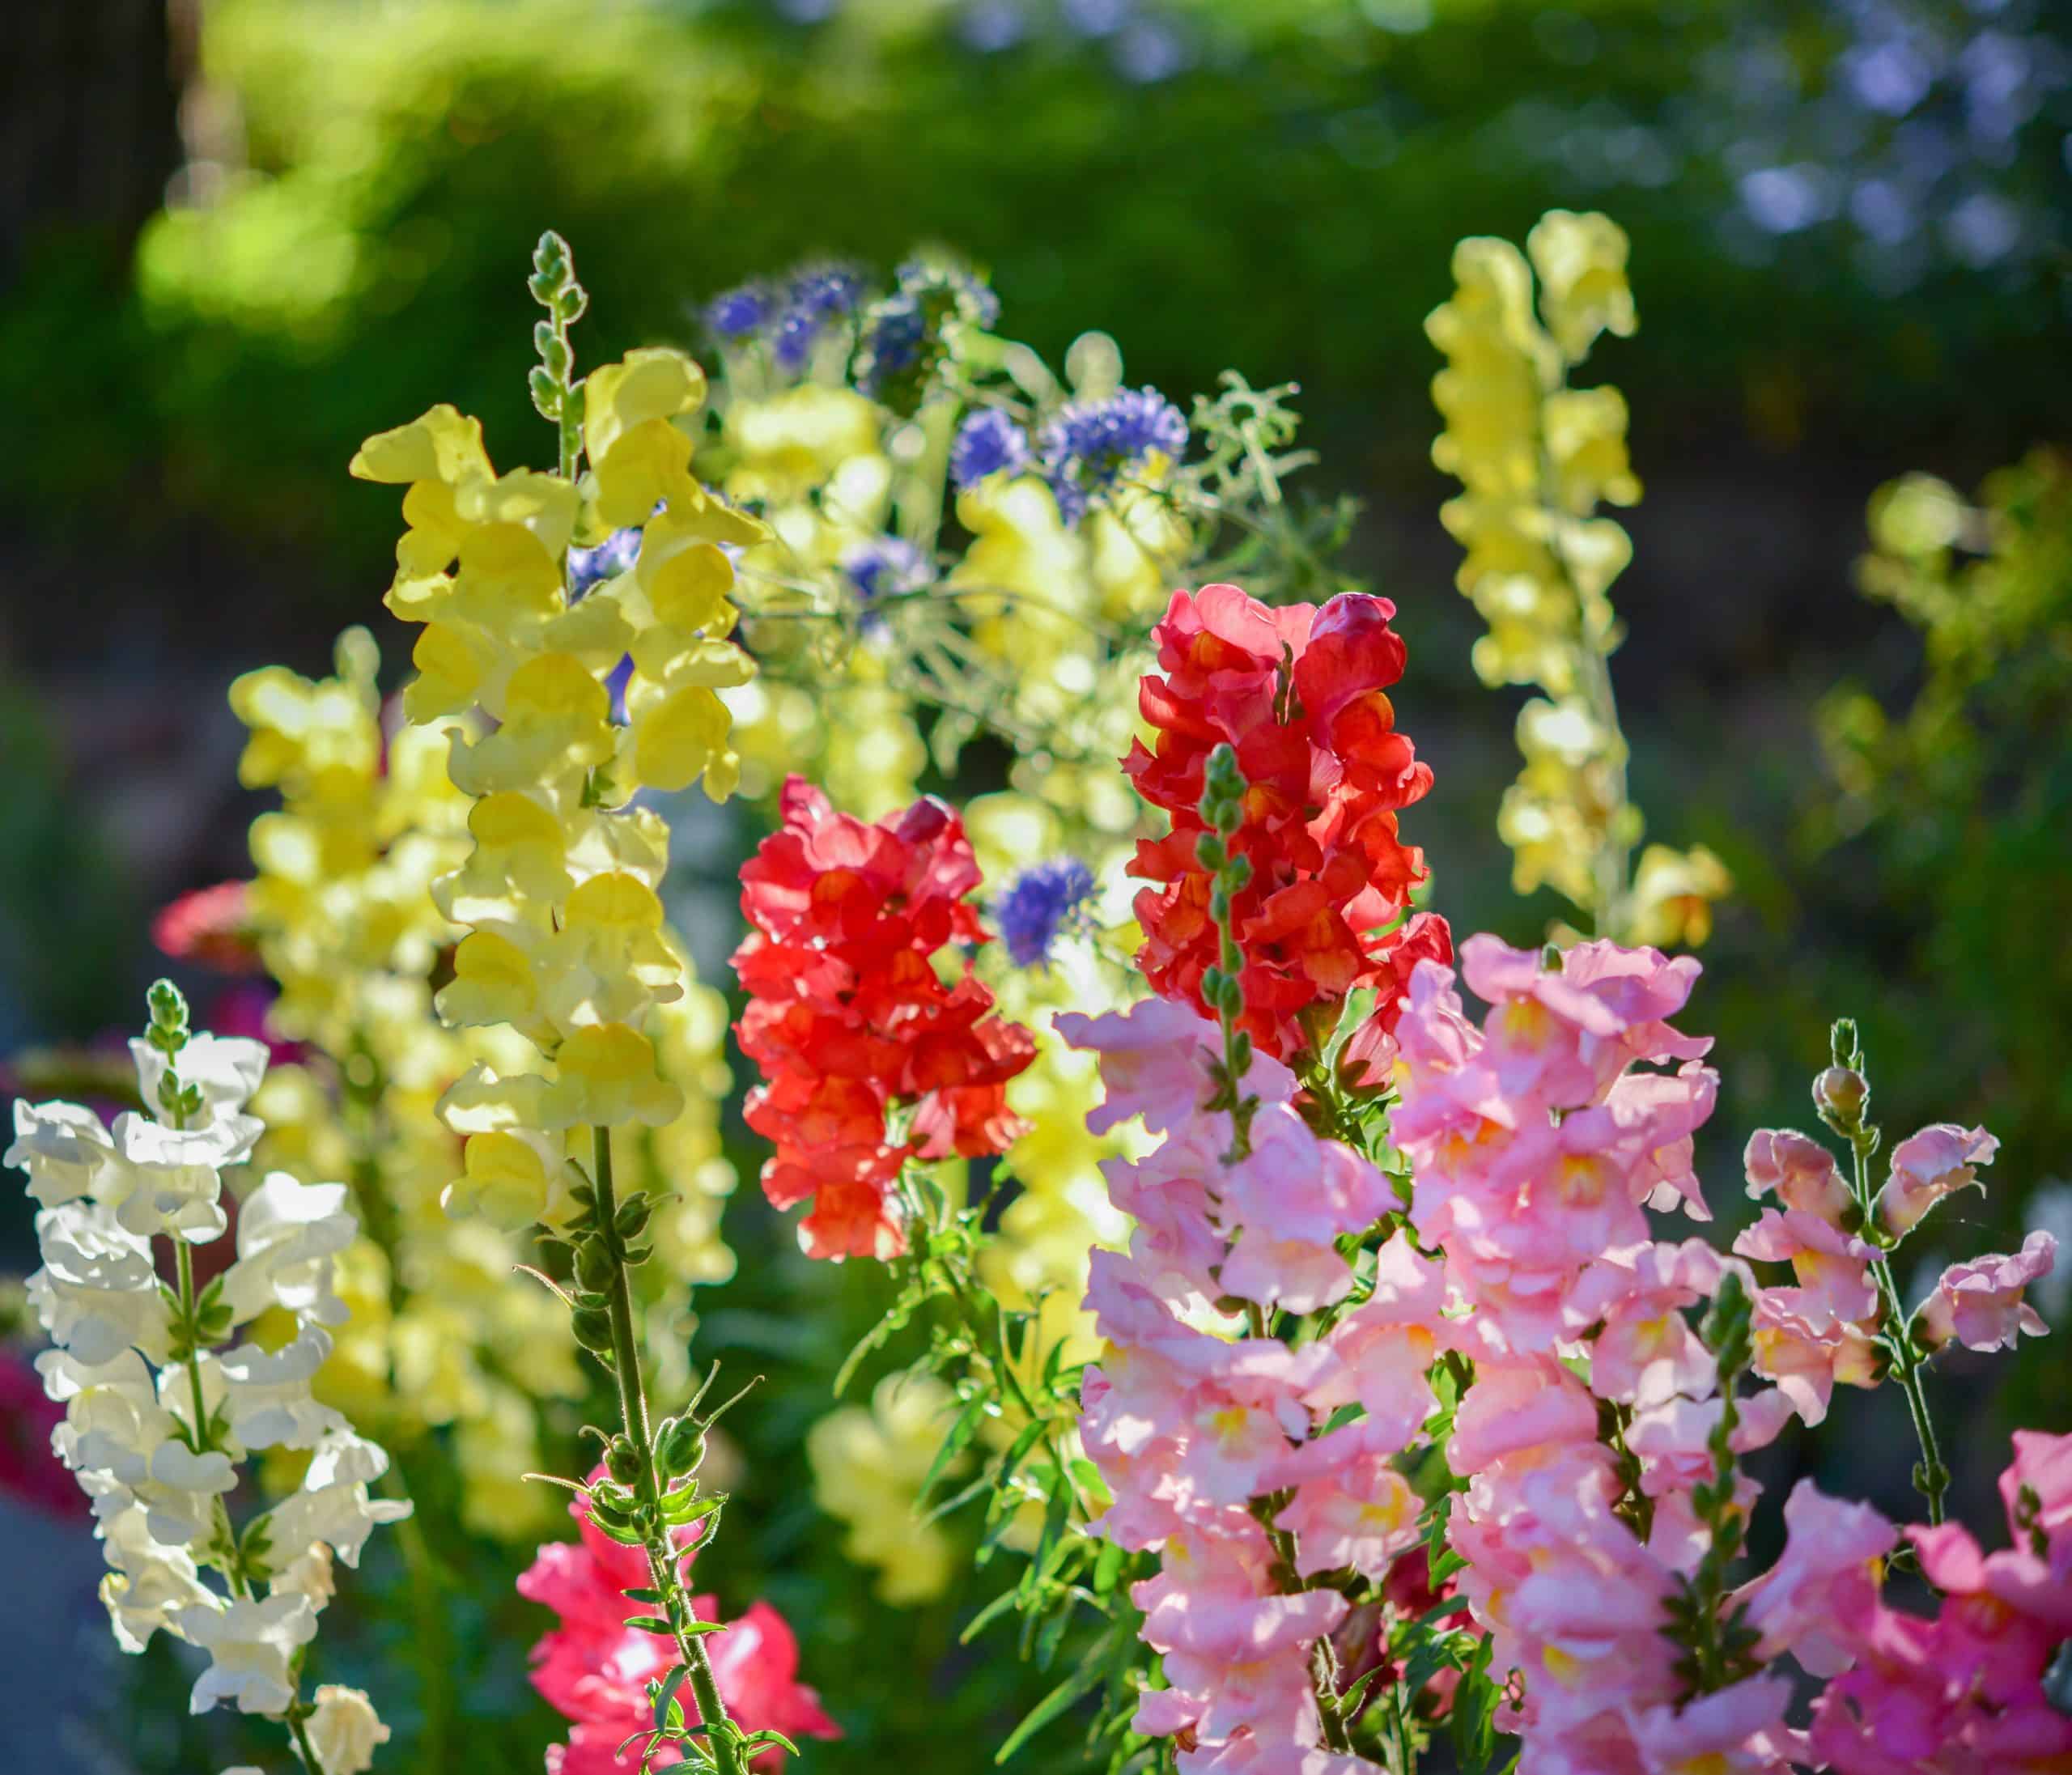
left=840, top=536, right=935, bottom=636
left=994, top=857, right=1099, bottom=968
left=567, top=526, right=643, bottom=596
left=949, top=408, right=1032, bottom=490
left=1035, top=385, right=1187, bottom=524
left=704, top=262, right=866, bottom=371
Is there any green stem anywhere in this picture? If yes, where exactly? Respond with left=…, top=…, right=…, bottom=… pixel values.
left=1848, top=1130, right=1948, bottom=1524
left=592, top=1127, right=746, bottom=1775
left=291, top=1703, right=329, bottom=1774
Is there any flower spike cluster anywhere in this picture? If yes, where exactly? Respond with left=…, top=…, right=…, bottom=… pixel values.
left=1388, top=939, right=1810, bottom=1771
left=1426, top=210, right=1730, bottom=945
left=349, top=352, right=764, bottom=1194
left=1126, top=582, right=1449, bottom=1064
left=1064, top=996, right=1437, bottom=1773
left=733, top=778, right=1037, bottom=1259
left=7, top=986, right=404, bottom=1746
left=1793, top=1430, right=2072, bottom=1769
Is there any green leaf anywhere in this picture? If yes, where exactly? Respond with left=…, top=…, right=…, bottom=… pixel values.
left=958, top=1585, right=1022, bottom=1646
left=652, top=1665, right=689, bottom=1734
left=920, top=1467, right=996, bottom=1527
left=995, top=1628, right=1115, bottom=1763
left=919, top=1395, right=988, bottom=1505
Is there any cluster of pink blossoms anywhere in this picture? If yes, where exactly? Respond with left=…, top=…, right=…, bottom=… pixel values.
left=1392, top=936, right=1811, bottom=1772
left=1063, top=996, right=1460, bottom=1775
left=1391, top=936, right=2061, bottom=1773
left=519, top=1468, right=839, bottom=1774
left=1737, top=1434, right=2072, bottom=1773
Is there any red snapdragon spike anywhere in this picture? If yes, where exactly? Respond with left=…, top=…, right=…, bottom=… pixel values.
left=1125, top=583, right=1450, bottom=1061
left=732, top=778, right=1034, bottom=1261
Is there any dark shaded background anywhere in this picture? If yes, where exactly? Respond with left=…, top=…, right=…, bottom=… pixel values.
left=1, top=1, right=2067, bottom=1770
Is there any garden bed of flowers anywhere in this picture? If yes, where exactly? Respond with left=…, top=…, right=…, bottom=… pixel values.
left=6, top=215, right=2066, bottom=1775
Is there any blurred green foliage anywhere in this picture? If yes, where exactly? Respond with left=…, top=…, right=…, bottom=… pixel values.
left=6, top=0, right=2064, bottom=599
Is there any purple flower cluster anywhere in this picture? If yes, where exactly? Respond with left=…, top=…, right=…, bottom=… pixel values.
left=994, top=857, right=1098, bottom=968
left=840, top=537, right=935, bottom=636
left=1036, top=385, right=1187, bottom=524
left=949, top=408, right=1033, bottom=490
left=567, top=526, right=643, bottom=596
left=704, top=262, right=865, bottom=371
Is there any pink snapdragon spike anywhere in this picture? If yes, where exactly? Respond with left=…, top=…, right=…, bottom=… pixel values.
left=1390, top=937, right=1819, bottom=1770
left=1065, top=1001, right=1450, bottom=1772
left=518, top=1469, right=838, bottom=1773
left=1807, top=1432, right=2072, bottom=1773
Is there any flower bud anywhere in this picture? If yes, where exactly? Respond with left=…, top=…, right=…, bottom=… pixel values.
left=571, top=1305, right=616, bottom=1354
left=574, top=1234, right=615, bottom=1293
left=658, top=1413, right=708, bottom=1478
left=1814, top=1066, right=1868, bottom=1124
left=605, top=1436, right=643, bottom=1485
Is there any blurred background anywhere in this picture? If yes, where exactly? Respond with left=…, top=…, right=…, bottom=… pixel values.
left=1, top=0, right=2067, bottom=1770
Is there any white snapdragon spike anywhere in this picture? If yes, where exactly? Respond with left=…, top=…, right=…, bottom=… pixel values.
left=9, top=986, right=406, bottom=1743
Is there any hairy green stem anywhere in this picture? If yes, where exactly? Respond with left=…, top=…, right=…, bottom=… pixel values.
left=592, top=1127, right=745, bottom=1775
left=1848, top=1130, right=1949, bottom=1524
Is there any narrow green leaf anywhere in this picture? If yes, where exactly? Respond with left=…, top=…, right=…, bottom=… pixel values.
left=652, top=1665, right=690, bottom=1735
left=994, top=1628, right=1115, bottom=1764
left=919, top=1395, right=988, bottom=1505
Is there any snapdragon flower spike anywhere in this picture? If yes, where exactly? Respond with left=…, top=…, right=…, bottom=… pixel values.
left=1749, top=1432, right=2072, bottom=1772
left=732, top=778, right=1037, bottom=1259
left=1126, top=582, right=1449, bottom=1064
left=1060, top=996, right=1455, bottom=1772
left=1391, top=937, right=1813, bottom=1771
left=7, top=990, right=405, bottom=1734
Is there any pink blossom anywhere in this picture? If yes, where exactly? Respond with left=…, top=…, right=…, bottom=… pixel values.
left=1878, top=1122, right=1998, bottom=1235
left=1917, top=1229, right=2056, bottom=1351
left=1735, top=1480, right=1897, bottom=1677
left=1449, top=1361, right=1598, bottom=1475
left=1573, top=1240, right=1726, bottom=1408
left=1733, top=1207, right=1879, bottom=1323
left=2000, top=1428, right=2072, bottom=1579
left=1268, top=1425, right=1421, bottom=1578
left=1749, top=1287, right=1881, bottom=1425
left=1743, top=1127, right=1853, bottom=1224
left=1606, top=1062, right=1717, bottom=1219
left=1627, top=1674, right=1805, bottom=1774
left=1058, top=998, right=1293, bottom=1136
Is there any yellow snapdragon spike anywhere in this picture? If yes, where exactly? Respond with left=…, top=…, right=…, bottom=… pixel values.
left=231, top=624, right=589, bottom=1537
left=1427, top=210, right=1728, bottom=946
